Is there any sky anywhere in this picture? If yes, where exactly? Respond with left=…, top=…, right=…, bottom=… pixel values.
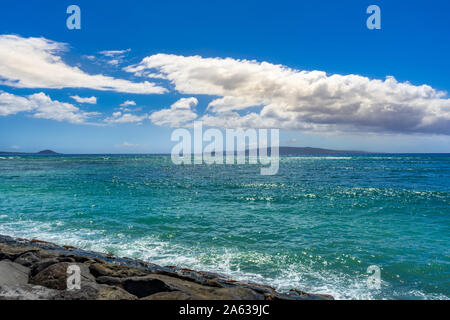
left=0, top=0, right=449, bottom=154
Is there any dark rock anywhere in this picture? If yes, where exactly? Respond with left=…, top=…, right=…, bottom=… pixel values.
left=289, top=288, right=335, bottom=300
left=264, top=293, right=276, bottom=300
left=90, top=262, right=149, bottom=278
left=121, top=278, right=173, bottom=298
left=137, top=274, right=264, bottom=300
left=97, top=285, right=137, bottom=300
left=316, top=294, right=335, bottom=300
left=67, top=255, right=95, bottom=264
left=96, top=275, right=173, bottom=298
left=236, top=283, right=276, bottom=295
left=14, top=251, right=40, bottom=267
left=30, top=262, right=95, bottom=290
left=54, top=283, right=134, bottom=301
left=0, top=284, right=58, bottom=300
left=30, top=258, right=59, bottom=277
left=96, top=276, right=123, bottom=286
left=52, top=282, right=99, bottom=300
left=56, top=256, right=76, bottom=263
left=30, top=239, right=57, bottom=246
left=204, top=280, right=224, bottom=288
left=0, top=260, right=30, bottom=285
left=0, top=244, right=35, bottom=260
left=10, top=282, right=137, bottom=301
left=142, top=291, right=195, bottom=300
left=211, top=287, right=265, bottom=300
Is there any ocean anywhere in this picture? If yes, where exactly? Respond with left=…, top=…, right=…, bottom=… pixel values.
left=0, top=154, right=448, bottom=299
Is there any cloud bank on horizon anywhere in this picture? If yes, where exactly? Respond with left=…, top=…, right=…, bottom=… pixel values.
left=1, top=35, right=450, bottom=135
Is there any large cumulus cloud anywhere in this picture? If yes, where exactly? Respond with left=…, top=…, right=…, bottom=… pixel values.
left=126, top=54, right=450, bottom=134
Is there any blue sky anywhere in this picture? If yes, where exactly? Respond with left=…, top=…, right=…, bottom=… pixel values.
left=0, top=0, right=449, bottom=153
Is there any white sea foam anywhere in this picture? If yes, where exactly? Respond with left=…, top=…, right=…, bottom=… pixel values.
left=0, top=220, right=447, bottom=300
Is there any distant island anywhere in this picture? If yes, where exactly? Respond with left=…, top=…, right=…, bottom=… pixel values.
left=0, top=150, right=60, bottom=155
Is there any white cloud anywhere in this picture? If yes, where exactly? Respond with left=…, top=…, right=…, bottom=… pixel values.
left=99, top=49, right=131, bottom=57
left=70, top=95, right=97, bottom=104
left=150, top=97, right=198, bottom=127
left=107, top=59, right=120, bottom=66
left=0, top=91, right=98, bottom=124
left=120, top=100, right=136, bottom=107
left=0, top=92, right=35, bottom=116
left=99, top=49, right=131, bottom=67
left=115, top=141, right=139, bottom=148
left=0, top=35, right=166, bottom=94
left=82, top=55, right=95, bottom=61
left=105, top=111, right=149, bottom=124
left=126, top=54, right=450, bottom=135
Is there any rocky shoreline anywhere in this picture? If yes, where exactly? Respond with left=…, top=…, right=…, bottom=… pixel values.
left=0, top=234, right=333, bottom=300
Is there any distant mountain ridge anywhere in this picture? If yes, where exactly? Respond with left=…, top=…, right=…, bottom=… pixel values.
left=275, top=147, right=368, bottom=155
left=0, top=150, right=60, bottom=155
left=206, top=147, right=369, bottom=156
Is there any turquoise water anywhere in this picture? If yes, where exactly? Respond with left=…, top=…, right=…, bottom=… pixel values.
left=0, top=154, right=449, bottom=299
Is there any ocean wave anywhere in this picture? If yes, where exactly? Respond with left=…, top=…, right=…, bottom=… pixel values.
left=0, top=220, right=447, bottom=300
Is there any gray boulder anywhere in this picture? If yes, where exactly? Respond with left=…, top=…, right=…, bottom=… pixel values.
left=0, top=284, right=58, bottom=300
left=0, top=260, right=30, bottom=286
